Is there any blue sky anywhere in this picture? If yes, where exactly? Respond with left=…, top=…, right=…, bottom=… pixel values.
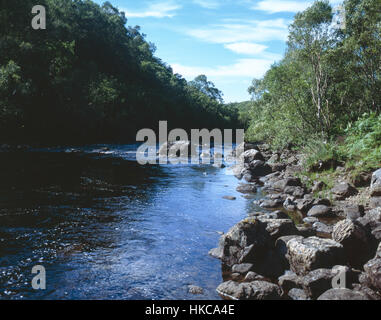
left=94, top=0, right=342, bottom=102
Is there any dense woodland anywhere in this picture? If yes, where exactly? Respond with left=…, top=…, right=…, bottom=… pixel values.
left=0, top=0, right=239, bottom=144
left=1, top=0, right=380, bottom=174
left=239, top=0, right=381, bottom=173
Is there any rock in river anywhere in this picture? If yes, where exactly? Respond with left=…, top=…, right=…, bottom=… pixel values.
left=217, top=280, right=282, bottom=300
left=236, top=184, right=257, bottom=194
left=318, top=288, right=369, bottom=300
left=241, top=149, right=265, bottom=163
left=188, top=285, right=204, bottom=295
left=286, top=237, right=345, bottom=275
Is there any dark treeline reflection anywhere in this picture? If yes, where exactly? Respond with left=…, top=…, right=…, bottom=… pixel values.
left=0, top=151, right=169, bottom=297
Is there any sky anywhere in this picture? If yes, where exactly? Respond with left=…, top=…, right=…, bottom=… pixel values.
left=94, top=0, right=343, bottom=103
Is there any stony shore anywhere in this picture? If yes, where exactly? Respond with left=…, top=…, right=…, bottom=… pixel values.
left=211, top=143, right=381, bottom=300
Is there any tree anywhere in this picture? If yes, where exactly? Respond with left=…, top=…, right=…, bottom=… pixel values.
left=189, top=75, right=224, bottom=104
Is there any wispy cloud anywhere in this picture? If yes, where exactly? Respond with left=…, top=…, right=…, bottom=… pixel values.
left=172, top=58, right=277, bottom=79
left=224, top=42, right=268, bottom=55
left=121, top=2, right=181, bottom=18
left=253, top=0, right=311, bottom=13
left=187, top=19, right=289, bottom=43
left=193, top=0, right=221, bottom=9
left=253, top=0, right=344, bottom=14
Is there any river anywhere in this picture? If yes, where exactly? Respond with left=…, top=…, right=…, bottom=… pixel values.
left=0, top=144, right=266, bottom=300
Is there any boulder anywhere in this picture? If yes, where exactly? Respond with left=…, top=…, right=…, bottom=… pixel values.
left=357, top=208, right=381, bottom=230
left=344, top=205, right=365, bottom=220
left=331, top=183, right=358, bottom=200
left=278, top=272, right=303, bottom=292
left=236, top=184, right=257, bottom=194
left=210, top=217, right=298, bottom=279
left=312, top=222, right=333, bottom=236
left=261, top=172, right=282, bottom=184
left=232, top=263, right=254, bottom=275
left=295, top=198, right=314, bottom=214
left=158, top=140, right=197, bottom=158
left=303, top=217, right=319, bottom=225
left=269, top=163, right=287, bottom=172
left=283, top=197, right=297, bottom=211
left=307, top=205, right=332, bottom=218
left=188, top=285, right=204, bottom=295
left=317, top=288, right=369, bottom=300
left=372, top=226, right=381, bottom=241
left=210, top=218, right=272, bottom=267
left=371, top=168, right=381, bottom=187
left=244, top=271, right=266, bottom=282
left=286, top=237, right=345, bottom=275
left=284, top=186, right=305, bottom=198
left=258, top=218, right=300, bottom=241
left=332, top=219, right=372, bottom=267
left=363, top=258, right=381, bottom=291
left=234, top=142, right=259, bottom=158
left=296, top=225, right=317, bottom=237
left=275, top=235, right=304, bottom=269
left=352, top=283, right=381, bottom=300
left=249, top=211, right=289, bottom=220
left=370, top=184, right=381, bottom=197
left=313, top=198, right=331, bottom=206
left=272, top=177, right=302, bottom=191
left=241, top=149, right=265, bottom=163
left=287, top=288, right=310, bottom=300
left=231, top=163, right=245, bottom=179
left=216, top=280, right=282, bottom=300
left=301, top=268, right=336, bottom=299
left=370, top=197, right=381, bottom=209
left=267, top=154, right=280, bottom=164
left=375, top=242, right=381, bottom=259
left=259, top=199, right=283, bottom=209
left=248, top=160, right=272, bottom=177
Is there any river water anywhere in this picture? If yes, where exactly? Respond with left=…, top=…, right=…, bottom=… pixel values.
left=0, top=144, right=265, bottom=300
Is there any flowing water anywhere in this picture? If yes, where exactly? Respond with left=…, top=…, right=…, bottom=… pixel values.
left=0, top=144, right=266, bottom=300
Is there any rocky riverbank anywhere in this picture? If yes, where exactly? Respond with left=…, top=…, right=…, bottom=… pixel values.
left=210, top=143, right=381, bottom=300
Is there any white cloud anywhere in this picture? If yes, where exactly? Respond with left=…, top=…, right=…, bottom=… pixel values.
left=224, top=42, right=268, bottom=55
left=253, top=0, right=311, bottom=13
left=121, top=2, right=181, bottom=18
left=171, top=58, right=277, bottom=79
left=187, top=19, right=289, bottom=43
left=253, top=0, right=344, bottom=14
left=193, top=0, right=220, bottom=9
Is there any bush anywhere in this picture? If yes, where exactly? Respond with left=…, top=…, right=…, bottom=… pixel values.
left=340, top=113, right=381, bottom=171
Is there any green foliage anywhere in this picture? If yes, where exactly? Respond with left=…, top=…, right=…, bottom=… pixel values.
left=0, top=0, right=239, bottom=144
left=302, top=113, right=381, bottom=180
left=242, top=0, right=381, bottom=155
left=303, top=138, right=342, bottom=169
left=340, top=113, right=381, bottom=170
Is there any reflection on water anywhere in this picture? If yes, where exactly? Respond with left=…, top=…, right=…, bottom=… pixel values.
left=0, top=145, right=264, bottom=300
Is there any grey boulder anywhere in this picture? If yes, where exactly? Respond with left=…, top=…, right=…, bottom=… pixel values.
left=286, top=237, right=345, bottom=275
left=318, top=288, right=369, bottom=300
left=216, top=280, right=282, bottom=300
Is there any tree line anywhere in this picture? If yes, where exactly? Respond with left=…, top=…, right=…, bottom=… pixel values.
left=242, top=0, right=380, bottom=171
left=0, top=0, right=239, bottom=145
